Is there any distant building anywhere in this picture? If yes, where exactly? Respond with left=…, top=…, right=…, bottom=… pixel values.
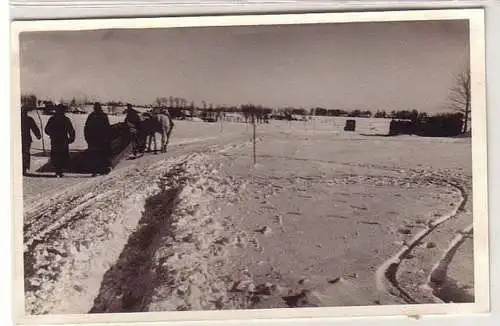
left=106, top=105, right=127, bottom=115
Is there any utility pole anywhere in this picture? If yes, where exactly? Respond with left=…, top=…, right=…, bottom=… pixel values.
left=312, top=108, right=316, bottom=130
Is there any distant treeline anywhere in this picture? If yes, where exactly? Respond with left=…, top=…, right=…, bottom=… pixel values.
left=21, top=94, right=436, bottom=120
left=21, top=93, right=468, bottom=137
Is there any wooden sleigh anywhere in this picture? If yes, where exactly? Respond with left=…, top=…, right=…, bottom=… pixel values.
left=37, top=123, right=133, bottom=175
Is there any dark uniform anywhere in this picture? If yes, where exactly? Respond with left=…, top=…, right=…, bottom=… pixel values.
left=84, top=103, right=112, bottom=175
left=45, top=107, right=75, bottom=177
left=124, top=106, right=145, bottom=156
left=21, top=109, right=41, bottom=174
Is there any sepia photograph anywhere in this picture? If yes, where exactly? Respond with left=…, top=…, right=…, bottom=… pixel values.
left=11, top=9, right=488, bottom=324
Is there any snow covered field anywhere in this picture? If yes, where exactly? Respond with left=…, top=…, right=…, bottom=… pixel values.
left=21, top=113, right=473, bottom=314
left=26, top=113, right=392, bottom=153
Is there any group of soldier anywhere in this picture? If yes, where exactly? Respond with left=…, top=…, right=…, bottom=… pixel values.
left=21, top=103, right=142, bottom=177
left=21, top=104, right=77, bottom=177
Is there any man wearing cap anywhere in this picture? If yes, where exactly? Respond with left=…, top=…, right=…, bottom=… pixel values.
left=44, top=105, right=75, bottom=177
left=84, top=102, right=112, bottom=176
left=124, top=104, right=145, bottom=157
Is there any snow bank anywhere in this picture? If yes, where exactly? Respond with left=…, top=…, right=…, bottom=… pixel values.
left=146, top=152, right=247, bottom=311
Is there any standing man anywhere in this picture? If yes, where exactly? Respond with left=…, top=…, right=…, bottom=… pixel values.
left=124, top=104, right=144, bottom=158
left=84, top=102, right=112, bottom=176
left=45, top=105, right=75, bottom=177
left=21, top=106, right=41, bottom=175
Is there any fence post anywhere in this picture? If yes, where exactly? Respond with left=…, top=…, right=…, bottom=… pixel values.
left=35, top=108, right=46, bottom=155
left=252, top=108, right=256, bottom=165
left=313, top=109, right=316, bottom=130
left=220, top=113, right=223, bottom=133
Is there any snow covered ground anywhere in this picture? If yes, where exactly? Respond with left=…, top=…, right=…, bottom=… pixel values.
left=21, top=115, right=473, bottom=314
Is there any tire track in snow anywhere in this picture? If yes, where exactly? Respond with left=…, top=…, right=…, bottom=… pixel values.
left=24, top=189, right=119, bottom=250
left=23, top=188, right=123, bottom=296
left=427, top=224, right=474, bottom=303
left=376, top=179, right=469, bottom=304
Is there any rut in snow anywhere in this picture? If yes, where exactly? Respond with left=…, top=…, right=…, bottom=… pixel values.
left=89, top=165, right=188, bottom=313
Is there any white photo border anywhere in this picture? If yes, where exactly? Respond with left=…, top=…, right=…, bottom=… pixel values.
left=10, top=8, right=489, bottom=325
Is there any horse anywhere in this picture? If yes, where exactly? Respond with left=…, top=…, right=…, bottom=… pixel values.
left=141, top=110, right=174, bottom=154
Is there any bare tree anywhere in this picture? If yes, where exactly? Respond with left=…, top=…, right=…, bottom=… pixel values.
left=21, top=93, right=37, bottom=107
left=154, top=97, right=169, bottom=107
left=181, top=98, right=188, bottom=109
left=449, top=70, right=471, bottom=133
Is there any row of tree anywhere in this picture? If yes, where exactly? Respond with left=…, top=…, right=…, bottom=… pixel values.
left=22, top=94, right=420, bottom=119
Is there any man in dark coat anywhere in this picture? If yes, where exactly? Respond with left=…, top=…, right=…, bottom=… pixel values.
left=124, top=104, right=145, bottom=157
left=44, top=105, right=75, bottom=177
left=84, top=102, right=112, bottom=176
left=21, top=106, right=42, bottom=175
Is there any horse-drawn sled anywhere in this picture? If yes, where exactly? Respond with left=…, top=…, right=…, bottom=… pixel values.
left=37, top=122, right=133, bottom=175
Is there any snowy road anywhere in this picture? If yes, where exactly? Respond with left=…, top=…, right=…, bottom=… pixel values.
left=21, top=121, right=474, bottom=314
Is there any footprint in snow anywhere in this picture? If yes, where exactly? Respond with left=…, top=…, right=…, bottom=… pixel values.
left=273, top=215, right=284, bottom=225
left=398, top=228, right=412, bottom=235
left=282, top=290, right=315, bottom=308
left=425, top=242, right=437, bottom=249
left=254, top=226, right=273, bottom=236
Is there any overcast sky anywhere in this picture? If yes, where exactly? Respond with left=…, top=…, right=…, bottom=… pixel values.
left=19, top=20, right=469, bottom=113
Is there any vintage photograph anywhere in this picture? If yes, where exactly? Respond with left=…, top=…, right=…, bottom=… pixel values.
left=12, top=10, right=488, bottom=322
